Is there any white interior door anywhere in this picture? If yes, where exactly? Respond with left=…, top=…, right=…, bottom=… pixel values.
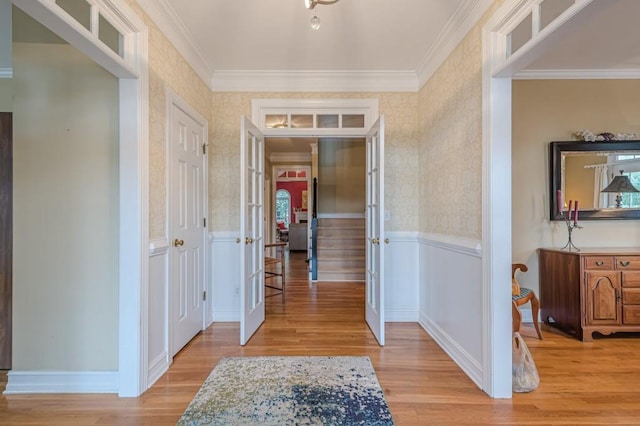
left=169, top=103, right=206, bottom=356
left=240, top=116, right=265, bottom=345
left=366, top=116, right=385, bottom=346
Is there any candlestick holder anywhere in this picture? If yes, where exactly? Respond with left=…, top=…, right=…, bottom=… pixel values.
left=559, top=213, right=582, bottom=251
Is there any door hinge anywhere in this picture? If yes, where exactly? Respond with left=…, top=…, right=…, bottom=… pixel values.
left=203, top=217, right=206, bottom=227
left=203, top=291, right=207, bottom=301
left=203, top=144, right=207, bottom=154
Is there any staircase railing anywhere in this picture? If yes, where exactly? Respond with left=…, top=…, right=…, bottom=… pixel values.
left=311, top=177, right=318, bottom=281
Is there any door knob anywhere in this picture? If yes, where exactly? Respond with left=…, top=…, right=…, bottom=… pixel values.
left=384, top=238, right=389, bottom=244
left=173, top=238, right=184, bottom=247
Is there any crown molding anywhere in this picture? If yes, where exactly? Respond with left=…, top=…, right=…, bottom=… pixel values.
left=211, top=70, right=418, bottom=93
left=514, top=68, right=640, bottom=80
left=135, top=0, right=213, bottom=90
left=269, top=152, right=312, bottom=163
left=416, top=0, right=493, bottom=90
left=0, top=67, right=12, bottom=78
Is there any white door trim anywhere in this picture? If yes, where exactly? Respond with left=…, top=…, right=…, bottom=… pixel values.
left=482, top=0, right=602, bottom=399
left=240, top=116, right=266, bottom=345
left=12, top=0, right=150, bottom=396
left=365, top=116, right=385, bottom=346
left=165, top=87, right=209, bottom=357
left=252, top=99, right=379, bottom=138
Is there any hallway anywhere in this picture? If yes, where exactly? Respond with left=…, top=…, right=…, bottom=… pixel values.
left=3, top=249, right=640, bottom=424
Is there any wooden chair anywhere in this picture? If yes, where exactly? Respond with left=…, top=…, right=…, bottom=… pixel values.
left=265, top=242, right=287, bottom=302
left=512, top=263, right=543, bottom=339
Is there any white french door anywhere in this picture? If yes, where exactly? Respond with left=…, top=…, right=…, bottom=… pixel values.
left=240, top=116, right=265, bottom=345
left=169, top=102, right=206, bottom=357
left=365, top=116, right=385, bottom=346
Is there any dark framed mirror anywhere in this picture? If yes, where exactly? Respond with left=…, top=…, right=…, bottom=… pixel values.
left=550, top=140, right=640, bottom=220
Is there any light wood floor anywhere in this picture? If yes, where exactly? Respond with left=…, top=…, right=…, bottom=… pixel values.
left=2, top=250, right=640, bottom=425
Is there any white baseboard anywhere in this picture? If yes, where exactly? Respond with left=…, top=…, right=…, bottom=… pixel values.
left=212, top=311, right=240, bottom=322
left=385, top=308, right=419, bottom=322
left=418, top=312, right=482, bottom=389
left=4, top=371, right=118, bottom=394
left=147, top=352, right=170, bottom=389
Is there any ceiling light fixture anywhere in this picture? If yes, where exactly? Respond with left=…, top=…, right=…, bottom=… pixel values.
left=304, top=0, right=340, bottom=10
left=305, top=0, right=339, bottom=30
left=310, top=15, right=321, bottom=30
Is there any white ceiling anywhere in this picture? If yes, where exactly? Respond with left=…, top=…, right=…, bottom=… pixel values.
left=137, top=0, right=494, bottom=91
left=134, top=0, right=640, bottom=153
left=156, top=0, right=467, bottom=72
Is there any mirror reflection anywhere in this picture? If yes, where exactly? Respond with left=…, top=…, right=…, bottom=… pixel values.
left=550, top=141, right=640, bottom=220
left=564, top=151, right=640, bottom=210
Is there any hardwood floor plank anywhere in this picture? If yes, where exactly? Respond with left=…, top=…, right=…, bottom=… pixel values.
left=2, top=249, right=640, bottom=424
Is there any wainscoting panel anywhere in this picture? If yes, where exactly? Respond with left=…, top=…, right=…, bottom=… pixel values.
left=147, top=239, right=169, bottom=388
left=384, top=232, right=419, bottom=322
left=210, top=232, right=241, bottom=322
left=418, top=233, right=483, bottom=388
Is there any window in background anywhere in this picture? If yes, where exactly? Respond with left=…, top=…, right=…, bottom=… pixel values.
left=621, top=171, right=640, bottom=208
left=276, top=189, right=291, bottom=226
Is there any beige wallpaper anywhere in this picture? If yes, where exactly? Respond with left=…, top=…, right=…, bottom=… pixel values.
left=512, top=79, right=640, bottom=297
left=125, top=0, right=212, bottom=240
left=417, top=0, right=504, bottom=240
left=210, top=92, right=419, bottom=232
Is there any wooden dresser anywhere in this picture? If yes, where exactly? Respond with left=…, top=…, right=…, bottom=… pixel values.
left=538, top=248, right=640, bottom=341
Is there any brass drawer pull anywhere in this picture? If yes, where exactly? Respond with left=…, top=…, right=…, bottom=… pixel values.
left=620, top=260, right=631, bottom=267
left=595, top=261, right=604, bottom=266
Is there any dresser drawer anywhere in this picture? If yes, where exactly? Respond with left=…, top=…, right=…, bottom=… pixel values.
left=585, top=256, right=614, bottom=270
left=616, top=256, right=640, bottom=270
left=623, top=305, right=640, bottom=324
left=622, top=271, right=640, bottom=288
left=622, top=288, right=640, bottom=304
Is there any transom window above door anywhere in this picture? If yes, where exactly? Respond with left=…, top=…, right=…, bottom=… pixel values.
left=265, top=113, right=365, bottom=130
left=252, top=99, right=378, bottom=137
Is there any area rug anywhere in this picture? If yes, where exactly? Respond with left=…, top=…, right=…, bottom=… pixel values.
left=177, top=356, right=394, bottom=425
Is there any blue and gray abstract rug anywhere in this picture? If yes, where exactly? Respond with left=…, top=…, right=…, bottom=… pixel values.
left=177, top=356, right=395, bottom=425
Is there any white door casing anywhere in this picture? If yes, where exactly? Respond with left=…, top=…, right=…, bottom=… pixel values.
left=240, top=116, right=265, bottom=345
left=169, top=99, right=206, bottom=357
left=10, top=0, right=150, bottom=396
left=366, top=116, right=385, bottom=346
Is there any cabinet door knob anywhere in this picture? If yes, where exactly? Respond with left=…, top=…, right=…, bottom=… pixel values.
left=620, top=260, right=630, bottom=267
left=595, top=261, right=604, bottom=266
